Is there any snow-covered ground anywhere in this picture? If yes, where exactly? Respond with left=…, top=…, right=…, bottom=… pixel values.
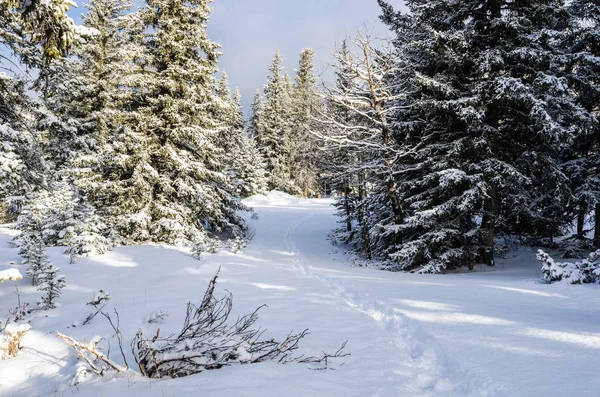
left=1, top=192, right=599, bottom=396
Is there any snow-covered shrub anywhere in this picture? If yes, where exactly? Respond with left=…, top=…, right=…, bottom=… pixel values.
left=37, top=263, right=66, bottom=309
left=144, top=310, right=168, bottom=325
left=537, top=250, right=600, bottom=284
left=558, top=238, right=593, bottom=259
left=0, top=323, right=31, bottom=360
left=205, top=238, right=223, bottom=254
left=0, top=269, right=23, bottom=282
left=132, top=269, right=347, bottom=378
left=87, top=290, right=110, bottom=307
left=59, top=269, right=348, bottom=381
left=191, top=240, right=205, bottom=260
left=229, top=236, right=248, bottom=254
left=64, top=201, right=112, bottom=263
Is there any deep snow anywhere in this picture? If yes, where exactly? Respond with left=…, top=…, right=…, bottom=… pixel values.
left=0, top=192, right=599, bottom=396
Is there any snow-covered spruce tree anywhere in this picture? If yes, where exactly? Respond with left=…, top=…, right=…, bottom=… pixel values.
left=34, top=57, right=91, bottom=173
left=233, top=134, right=269, bottom=198
left=25, top=236, right=51, bottom=287
left=0, top=0, right=76, bottom=59
left=118, top=0, right=246, bottom=244
left=256, top=50, right=294, bottom=192
left=214, top=75, right=267, bottom=197
left=73, top=0, right=246, bottom=245
left=289, top=48, right=323, bottom=198
left=0, top=24, right=47, bottom=218
left=230, top=90, right=268, bottom=197
left=38, top=179, right=79, bottom=247
left=0, top=75, right=46, bottom=218
left=373, top=0, right=582, bottom=272
left=36, top=0, right=134, bottom=160
left=68, top=6, right=153, bottom=244
left=37, top=262, right=66, bottom=310
left=562, top=0, right=600, bottom=248
left=15, top=198, right=50, bottom=286
left=64, top=200, right=112, bottom=263
left=247, top=90, right=264, bottom=140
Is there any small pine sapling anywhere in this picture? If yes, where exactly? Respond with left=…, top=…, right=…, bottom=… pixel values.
left=37, top=263, right=66, bottom=310
left=229, top=236, right=248, bottom=254
left=205, top=238, right=222, bottom=254
left=24, top=236, right=51, bottom=286
left=191, top=240, right=205, bottom=260
left=537, top=250, right=600, bottom=284
left=64, top=201, right=113, bottom=264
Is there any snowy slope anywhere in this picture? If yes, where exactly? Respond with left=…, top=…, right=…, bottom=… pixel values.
left=0, top=192, right=599, bottom=396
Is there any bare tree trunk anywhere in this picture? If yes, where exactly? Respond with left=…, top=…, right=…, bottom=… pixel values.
left=358, top=154, right=372, bottom=260
left=595, top=203, right=600, bottom=249
left=480, top=185, right=497, bottom=266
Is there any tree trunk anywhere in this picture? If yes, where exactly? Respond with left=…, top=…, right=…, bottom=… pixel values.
left=386, top=178, right=403, bottom=245
left=577, top=201, right=587, bottom=240
left=344, top=180, right=352, bottom=233
left=358, top=154, right=372, bottom=260
left=488, top=0, right=501, bottom=18
left=595, top=203, right=600, bottom=250
left=480, top=185, right=497, bottom=266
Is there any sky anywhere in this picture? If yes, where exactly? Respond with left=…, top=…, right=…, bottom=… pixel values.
left=208, top=0, right=407, bottom=112
left=64, top=0, right=407, bottom=112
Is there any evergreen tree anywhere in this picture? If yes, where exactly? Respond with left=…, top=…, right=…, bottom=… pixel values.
left=338, top=0, right=584, bottom=272
left=25, top=236, right=51, bottom=287
left=290, top=48, right=323, bottom=198
left=0, top=75, right=46, bottom=217
left=247, top=90, right=264, bottom=140
left=563, top=0, right=600, bottom=248
left=37, top=263, right=66, bottom=310
left=64, top=200, right=112, bottom=263
left=256, top=50, right=294, bottom=191
left=98, top=0, right=247, bottom=244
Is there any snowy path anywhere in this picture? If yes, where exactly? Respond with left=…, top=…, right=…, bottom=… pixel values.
left=273, top=196, right=600, bottom=397
left=0, top=193, right=599, bottom=396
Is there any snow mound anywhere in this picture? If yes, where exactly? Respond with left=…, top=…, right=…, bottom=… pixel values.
left=0, top=268, right=22, bottom=282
